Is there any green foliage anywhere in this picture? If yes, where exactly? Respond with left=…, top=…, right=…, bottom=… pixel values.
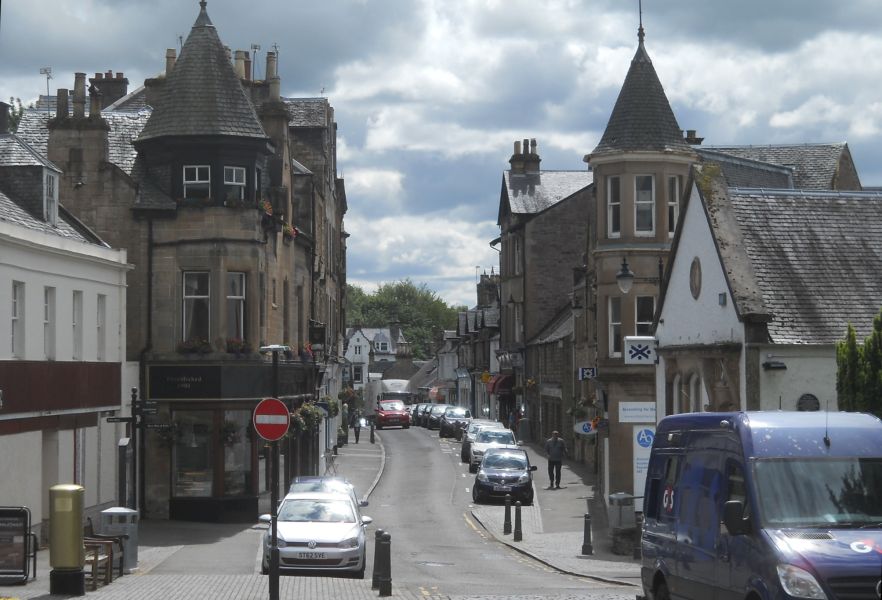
left=345, top=279, right=461, bottom=359
left=836, top=309, right=882, bottom=417
left=6, top=98, right=24, bottom=132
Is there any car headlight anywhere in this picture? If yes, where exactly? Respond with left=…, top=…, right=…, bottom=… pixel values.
left=276, top=539, right=287, bottom=548
left=776, top=564, right=827, bottom=599
left=517, top=473, right=530, bottom=484
left=476, top=471, right=489, bottom=482
left=338, top=536, right=359, bottom=549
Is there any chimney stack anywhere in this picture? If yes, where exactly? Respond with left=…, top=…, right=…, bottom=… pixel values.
left=0, top=101, right=9, bottom=134
left=234, top=50, right=247, bottom=79
left=56, top=89, right=69, bottom=118
left=165, top=49, right=177, bottom=76
left=513, top=140, right=521, bottom=155
left=524, top=138, right=541, bottom=173
left=73, top=73, right=86, bottom=118
left=266, top=51, right=278, bottom=79
left=89, top=83, right=102, bottom=117
left=244, top=51, right=252, bottom=81
left=684, top=129, right=704, bottom=145
left=266, top=52, right=280, bottom=100
left=89, top=70, right=129, bottom=109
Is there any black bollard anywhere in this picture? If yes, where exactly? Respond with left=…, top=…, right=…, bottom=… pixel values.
left=513, top=501, right=523, bottom=542
left=633, top=512, right=643, bottom=559
left=370, top=423, right=376, bottom=444
left=371, top=529, right=385, bottom=590
left=378, top=532, right=392, bottom=597
left=503, top=494, right=512, bottom=535
left=581, top=513, right=594, bottom=555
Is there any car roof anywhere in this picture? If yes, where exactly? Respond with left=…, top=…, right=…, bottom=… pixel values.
left=282, top=491, right=357, bottom=502
left=483, top=446, right=525, bottom=456
left=292, top=475, right=349, bottom=484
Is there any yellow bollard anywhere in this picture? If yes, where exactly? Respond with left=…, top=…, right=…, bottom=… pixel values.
left=49, top=484, right=85, bottom=596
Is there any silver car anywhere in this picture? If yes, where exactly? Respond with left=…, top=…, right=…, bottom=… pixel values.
left=260, top=492, right=373, bottom=578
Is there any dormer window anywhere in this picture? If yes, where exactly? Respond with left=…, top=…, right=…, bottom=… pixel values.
left=224, top=166, right=246, bottom=202
left=44, top=171, right=58, bottom=226
left=183, top=165, right=210, bottom=199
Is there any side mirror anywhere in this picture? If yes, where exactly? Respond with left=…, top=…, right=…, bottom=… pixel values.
left=529, top=465, right=538, bottom=472
left=258, top=514, right=271, bottom=524
left=361, top=515, right=373, bottom=526
left=517, top=440, right=524, bottom=446
left=359, top=499, right=369, bottom=507
left=722, top=500, right=750, bottom=535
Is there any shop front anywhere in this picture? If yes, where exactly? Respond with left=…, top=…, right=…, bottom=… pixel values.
left=145, top=360, right=316, bottom=522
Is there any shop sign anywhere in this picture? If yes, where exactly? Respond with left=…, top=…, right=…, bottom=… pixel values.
left=619, top=401, right=656, bottom=423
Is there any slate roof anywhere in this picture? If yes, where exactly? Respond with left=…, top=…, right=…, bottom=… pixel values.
left=591, top=38, right=691, bottom=156
left=136, top=3, right=267, bottom=143
left=697, top=149, right=793, bottom=189
left=701, top=143, right=850, bottom=190
left=0, top=188, right=91, bottom=244
left=503, top=170, right=593, bottom=216
left=285, top=98, right=330, bottom=127
left=0, top=133, right=60, bottom=170
left=708, top=185, right=882, bottom=344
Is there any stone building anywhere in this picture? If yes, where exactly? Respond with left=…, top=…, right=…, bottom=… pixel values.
left=14, top=2, right=348, bottom=521
left=455, top=273, right=501, bottom=419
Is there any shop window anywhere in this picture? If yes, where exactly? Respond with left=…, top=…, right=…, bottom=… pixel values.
left=183, top=272, right=210, bottom=342
left=183, top=165, right=210, bottom=199
left=223, top=410, right=253, bottom=497
left=226, top=272, right=246, bottom=340
left=607, top=176, right=621, bottom=238
left=173, top=410, right=214, bottom=497
left=635, top=175, right=654, bottom=235
left=224, top=166, right=246, bottom=202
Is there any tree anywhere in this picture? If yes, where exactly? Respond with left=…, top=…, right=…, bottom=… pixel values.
left=6, top=98, right=24, bottom=132
left=344, top=279, right=463, bottom=359
left=836, top=308, right=882, bottom=417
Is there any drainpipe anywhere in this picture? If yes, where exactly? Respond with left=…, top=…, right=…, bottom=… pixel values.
left=137, top=218, right=154, bottom=516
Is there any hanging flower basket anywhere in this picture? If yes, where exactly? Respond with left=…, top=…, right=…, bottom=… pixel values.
left=282, top=223, right=298, bottom=241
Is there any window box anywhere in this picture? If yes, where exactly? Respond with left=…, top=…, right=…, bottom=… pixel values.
left=225, top=338, right=252, bottom=355
left=177, top=337, right=213, bottom=354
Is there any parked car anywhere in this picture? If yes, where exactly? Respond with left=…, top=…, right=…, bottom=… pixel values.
left=640, top=411, right=882, bottom=600
left=287, top=475, right=367, bottom=507
left=425, top=404, right=451, bottom=430
left=438, top=406, right=472, bottom=438
left=460, top=420, right=504, bottom=463
left=418, top=403, right=435, bottom=427
left=469, top=428, right=519, bottom=472
left=375, top=399, right=410, bottom=429
left=472, top=447, right=536, bottom=505
left=259, top=491, right=373, bottom=578
left=410, top=403, right=426, bottom=426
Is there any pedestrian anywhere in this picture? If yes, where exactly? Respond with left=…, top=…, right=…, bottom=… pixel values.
left=544, top=430, right=568, bottom=489
left=341, top=403, right=349, bottom=444
left=352, top=409, right=362, bottom=443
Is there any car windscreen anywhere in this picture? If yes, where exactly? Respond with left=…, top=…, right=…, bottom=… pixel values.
left=430, top=405, right=448, bottom=415
left=278, top=498, right=356, bottom=523
left=379, top=400, right=404, bottom=411
left=754, top=457, right=882, bottom=528
left=483, top=453, right=527, bottom=470
left=445, top=407, right=469, bottom=418
left=476, top=430, right=516, bottom=444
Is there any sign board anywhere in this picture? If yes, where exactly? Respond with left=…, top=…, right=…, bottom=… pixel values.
left=106, top=416, right=134, bottom=423
left=573, top=420, right=597, bottom=436
left=143, top=423, right=173, bottom=430
left=253, top=398, right=290, bottom=441
left=633, top=426, right=655, bottom=512
left=624, top=336, right=657, bottom=365
left=578, top=367, right=597, bottom=380
left=0, top=506, right=30, bottom=583
left=619, top=401, right=656, bottom=423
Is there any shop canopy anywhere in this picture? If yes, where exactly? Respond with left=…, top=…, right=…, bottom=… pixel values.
left=486, top=374, right=513, bottom=395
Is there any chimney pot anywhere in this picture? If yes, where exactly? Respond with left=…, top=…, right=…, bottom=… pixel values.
left=234, top=49, right=246, bottom=79
left=165, top=49, right=177, bottom=76
left=116, top=72, right=124, bottom=79
left=94, top=72, right=103, bottom=80
left=514, top=140, right=521, bottom=154
left=57, top=89, right=69, bottom=118
left=266, top=51, right=278, bottom=79
left=244, top=51, right=252, bottom=81
left=0, top=101, right=9, bottom=134
left=73, top=73, right=86, bottom=119
left=523, top=138, right=529, bottom=153
left=530, top=138, right=537, bottom=154
left=105, top=70, right=113, bottom=78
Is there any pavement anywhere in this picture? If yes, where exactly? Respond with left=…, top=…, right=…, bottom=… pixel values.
left=2, top=427, right=640, bottom=599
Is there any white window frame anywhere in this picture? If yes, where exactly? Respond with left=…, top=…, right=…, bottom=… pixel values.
left=224, top=166, right=246, bottom=202
left=354, top=345, right=361, bottom=355
left=45, top=170, right=58, bottom=226
left=607, top=176, right=621, bottom=238
left=636, top=295, right=656, bottom=336
left=354, top=365, right=363, bottom=383
left=183, top=271, right=211, bottom=342
left=183, top=165, right=211, bottom=199
left=608, top=296, right=622, bottom=357
left=12, top=281, right=24, bottom=358
left=635, top=175, right=655, bottom=236
left=377, top=342, right=388, bottom=352
left=667, top=176, right=680, bottom=237
left=96, top=294, right=106, bottom=361
left=72, top=290, right=83, bottom=360
left=226, top=272, right=246, bottom=340
left=44, top=286, right=56, bottom=360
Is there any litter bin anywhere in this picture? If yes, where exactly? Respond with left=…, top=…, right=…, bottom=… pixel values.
left=607, top=492, right=636, bottom=530
left=99, top=507, right=138, bottom=573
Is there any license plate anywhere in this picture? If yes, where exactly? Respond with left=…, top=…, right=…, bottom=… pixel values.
left=297, top=552, right=325, bottom=559
left=493, top=485, right=512, bottom=492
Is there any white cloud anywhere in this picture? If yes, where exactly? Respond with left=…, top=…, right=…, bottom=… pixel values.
left=345, top=168, right=405, bottom=212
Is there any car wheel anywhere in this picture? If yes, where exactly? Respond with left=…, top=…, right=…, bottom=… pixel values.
left=655, top=580, right=671, bottom=600
left=472, top=487, right=483, bottom=503
left=261, top=559, right=269, bottom=575
left=460, top=452, right=468, bottom=463
left=523, top=494, right=534, bottom=506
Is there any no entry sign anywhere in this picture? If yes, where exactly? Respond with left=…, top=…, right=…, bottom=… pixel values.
left=253, top=398, right=290, bottom=441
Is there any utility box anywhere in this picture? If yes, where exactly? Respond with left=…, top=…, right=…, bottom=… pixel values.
left=49, top=484, right=85, bottom=596
left=608, top=492, right=636, bottom=530
left=100, top=507, right=138, bottom=573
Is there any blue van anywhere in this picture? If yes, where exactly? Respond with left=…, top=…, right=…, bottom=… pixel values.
left=639, top=411, right=882, bottom=600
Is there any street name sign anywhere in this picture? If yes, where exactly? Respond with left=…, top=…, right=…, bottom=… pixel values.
left=253, top=398, right=290, bottom=441
left=106, top=416, right=134, bottom=423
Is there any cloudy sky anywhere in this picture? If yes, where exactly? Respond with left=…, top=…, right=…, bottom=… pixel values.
left=3, top=0, right=882, bottom=306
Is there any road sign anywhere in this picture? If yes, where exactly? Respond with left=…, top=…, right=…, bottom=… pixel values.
left=138, top=408, right=159, bottom=416
left=578, top=367, right=597, bottom=380
left=253, top=398, right=290, bottom=441
left=143, top=423, right=172, bottom=430
left=106, top=416, right=134, bottom=423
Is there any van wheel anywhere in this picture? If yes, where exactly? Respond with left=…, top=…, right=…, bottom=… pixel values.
left=654, top=581, right=671, bottom=600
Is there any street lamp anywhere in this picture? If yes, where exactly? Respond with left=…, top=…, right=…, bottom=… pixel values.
left=258, top=344, right=290, bottom=600
left=616, top=258, right=635, bottom=294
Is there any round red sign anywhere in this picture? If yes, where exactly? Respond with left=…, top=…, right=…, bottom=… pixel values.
left=253, top=398, right=290, bottom=441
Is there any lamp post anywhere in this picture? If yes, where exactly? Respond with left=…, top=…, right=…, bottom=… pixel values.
left=259, top=344, right=290, bottom=600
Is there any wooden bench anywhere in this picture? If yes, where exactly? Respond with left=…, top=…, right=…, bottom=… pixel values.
left=84, top=517, right=127, bottom=579
left=83, top=538, right=113, bottom=590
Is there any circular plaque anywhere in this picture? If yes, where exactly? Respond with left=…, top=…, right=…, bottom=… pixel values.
left=689, top=257, right=702, bottom=299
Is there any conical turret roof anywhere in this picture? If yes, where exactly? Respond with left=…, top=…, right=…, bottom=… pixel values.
left=591, top=34, right=689, bottom=156
left=137, top=1, right=267, bottom=143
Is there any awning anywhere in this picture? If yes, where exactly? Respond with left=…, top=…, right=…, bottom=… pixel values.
left=487, top=374, right=513, bottom=394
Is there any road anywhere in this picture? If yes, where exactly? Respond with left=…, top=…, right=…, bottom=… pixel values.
left=367, top=425, right=636, bottom=599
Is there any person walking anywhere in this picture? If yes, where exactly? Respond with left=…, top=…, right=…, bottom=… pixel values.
left=351, top=409, right=362, bottom=443
left=544, top=430, right=568, bottom=489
